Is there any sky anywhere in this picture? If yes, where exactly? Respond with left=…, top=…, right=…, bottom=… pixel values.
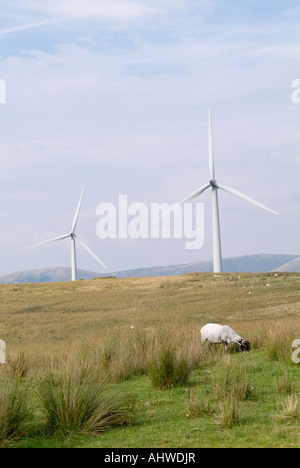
left=0, top=0, right=299, bottom=276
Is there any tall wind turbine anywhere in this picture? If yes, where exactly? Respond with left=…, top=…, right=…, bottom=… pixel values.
left=27, top=187, right=107, bottom=281
left=160, top=110, right=278, bottom=273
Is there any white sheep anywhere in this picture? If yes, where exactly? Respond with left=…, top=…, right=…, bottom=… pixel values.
left=201, top=323, right=250, bottom=352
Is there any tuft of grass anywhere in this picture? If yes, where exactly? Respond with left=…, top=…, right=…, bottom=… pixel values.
left=5, top=351, right=29, bottom=379
left=272, top=394, right=300, bottom=424
left=147, top=342, right=191, bottom=390
left=37, top=358, right=135, bottom=437
left=101, top=328, right=149, bottom=382
left=275, top=369, right=295, bottom=395
left=187, top=387, right=214, bottom=418
left=216, top=396, right=241, bottom=427
left=0, top=376, right=32, bottom=447
left=265, top=321, right=298, bottom=363
left=212, top=365, right=256, bottom=402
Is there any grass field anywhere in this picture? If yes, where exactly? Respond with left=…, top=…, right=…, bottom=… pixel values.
left=0, top=272, right=299, bottom=448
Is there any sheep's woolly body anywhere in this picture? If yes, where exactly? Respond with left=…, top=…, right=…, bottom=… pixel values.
left=201, top=323, right=250, bottom=352
left=201, top=323, right=242, bottom=346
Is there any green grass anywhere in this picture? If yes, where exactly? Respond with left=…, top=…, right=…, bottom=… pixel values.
left=147, top=342, right=192, bottom=389
left=37, top=363, right=134, bottom=437
left=0, top=376, right=32, bottom=447
left=0, top=272, right=299, bottom=447
left=14, top=354, right=300, bottom=448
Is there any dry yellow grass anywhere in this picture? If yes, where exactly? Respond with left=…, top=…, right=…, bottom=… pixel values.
left=0, top=272, right=299, bottom=365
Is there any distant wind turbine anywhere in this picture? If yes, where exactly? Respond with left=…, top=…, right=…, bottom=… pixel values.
left=158, top=110, right=278, bottom=273
left=27, top=187, right=107, bottom=281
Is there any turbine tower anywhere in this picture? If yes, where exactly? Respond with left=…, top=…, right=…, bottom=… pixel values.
left=27, top=187, right=107, bottom=281
left=161, top=110, right=278, bottom=273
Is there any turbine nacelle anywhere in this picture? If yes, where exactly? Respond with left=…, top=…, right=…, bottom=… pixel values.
left=209, top=178, right=219, bottom=188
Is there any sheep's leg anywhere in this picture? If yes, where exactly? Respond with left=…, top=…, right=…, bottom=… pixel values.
left=203, top=340, right=213, bottom=351
left=224, top=342, right=229, bottom=351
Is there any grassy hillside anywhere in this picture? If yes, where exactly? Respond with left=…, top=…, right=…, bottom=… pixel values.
left=0, top=272, right=299, bottom=448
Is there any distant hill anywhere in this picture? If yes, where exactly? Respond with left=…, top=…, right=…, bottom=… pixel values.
left=273, top=257, right=300, bottom=273
left=0, top=267, right=104, bottom=284
left=114, top=254, right=299, bottom=278
left=0, top=254, right=298, bottom=284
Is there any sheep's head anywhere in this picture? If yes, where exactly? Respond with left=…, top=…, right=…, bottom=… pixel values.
left=240, top=339, right=250, bottom=352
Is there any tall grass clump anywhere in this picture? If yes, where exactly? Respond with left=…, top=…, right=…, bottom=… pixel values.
left=0, top=376, right=31, bottom=447
left=265, top=320, right=299, bottom=363
left=101, top=324, right=203, bottom=384
left=101, top=327, right=148, bottom=382
left=216, top=396, right=241, bottom=427
left=147, top=340, right=191, bottom=390
left=37, top=357, right=135, bottom=436
left=212, top=364, right=256, bottom=402
left=275, top=369, right=295, bottom=395
left=187, top=387, right=214, bottom=418
left=272, top=395, right=300, bottom=424
left=5, top=351, right=29, bottom=379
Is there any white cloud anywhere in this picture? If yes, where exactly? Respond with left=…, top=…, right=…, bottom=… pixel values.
left=0, top=18, right=65, bottom=35
left=0, top=0, right=160, bottom=36
left=21, top=0, right=157, bottom=20
left=246, top=44, right=300, bottom=59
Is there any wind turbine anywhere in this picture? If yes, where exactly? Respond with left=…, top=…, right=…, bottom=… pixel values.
left=159, top=110, right=278, bottom=273
left=27, top=187, right=107, bottom=281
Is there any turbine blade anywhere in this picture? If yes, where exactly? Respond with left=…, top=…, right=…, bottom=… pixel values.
left=208, top=109, right=215, bottom=179
left=177, top=182, right=211, bottom=205
left=153, top=182, right=210, bottom=223
left=26, top=234, right=70, bottom=249
left=75, top=236, right=107, bottom=269
left=218, top=184, right=279, bottom=215
left=71, top=186, right=85, bottom=234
